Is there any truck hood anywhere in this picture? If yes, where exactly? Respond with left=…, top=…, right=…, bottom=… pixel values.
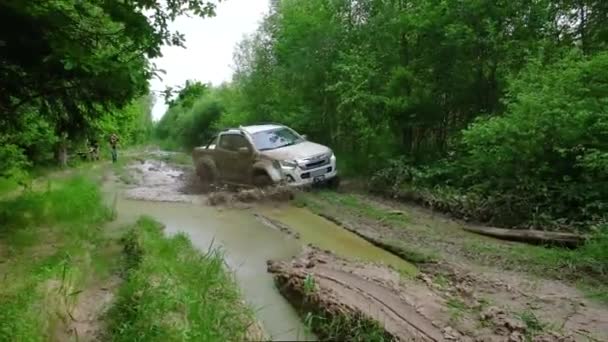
left=259, top=141, right=331, bottom=161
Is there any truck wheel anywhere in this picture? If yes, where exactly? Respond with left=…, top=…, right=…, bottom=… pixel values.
left=196, top=164, right=213, bottom=192
left=253, top=173, right=273, bottom=188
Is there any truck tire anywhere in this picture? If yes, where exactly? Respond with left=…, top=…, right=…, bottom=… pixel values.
left=196, top=164, right=214, bottom=192
left=253, top=172, right=273, bottom=188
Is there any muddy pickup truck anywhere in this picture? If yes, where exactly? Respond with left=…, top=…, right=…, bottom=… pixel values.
left=192, top=124, right=339, bottom=188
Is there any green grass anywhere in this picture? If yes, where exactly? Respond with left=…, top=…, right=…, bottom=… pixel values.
left=315, top=191, right=410, bottom=224
left=0, top=177, right=19, bottom=196
left=446, top=297, right=467, bottom=323
left=0, top=177, right=113, bottom=341
left=464, top=227, right=608, bottom=302
left=107, top=217, right=256, bottom=342
left=380, top=239, right=438, bottom=264
left=304, top=311, right=390, bottom=342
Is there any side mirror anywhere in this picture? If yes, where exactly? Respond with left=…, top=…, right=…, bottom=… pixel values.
left=301, top=134, right=308, bottom=140
left=237, top=146, right=251, bottom=155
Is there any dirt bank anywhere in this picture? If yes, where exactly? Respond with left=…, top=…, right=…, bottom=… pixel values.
left=268, top=248, right=593, bottom=341
left=268, top=248, right=447, bottom=341
left=298, top=192, right=608, bottom=341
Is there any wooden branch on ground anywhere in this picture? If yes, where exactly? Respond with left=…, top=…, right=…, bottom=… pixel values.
left=462, top=226, right=585, bottom=248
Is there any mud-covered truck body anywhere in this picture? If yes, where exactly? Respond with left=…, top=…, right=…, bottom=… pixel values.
left=192, top=124, right=338, bottom=187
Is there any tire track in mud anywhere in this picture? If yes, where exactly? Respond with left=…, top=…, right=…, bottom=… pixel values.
left=268, top=248, right=451, bottom=341
left=312, top=267, right=443, bottom=341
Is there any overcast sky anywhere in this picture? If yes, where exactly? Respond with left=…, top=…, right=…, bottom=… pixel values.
left=150, top=0, right=269, bottom=120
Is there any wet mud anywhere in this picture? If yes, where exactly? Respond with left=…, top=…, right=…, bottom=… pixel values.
left=268, top=248, right=446, bottom=341
left=112, top=157, right=607, bottom=341
left=302, top=194, right=608, bottom=341
left=124, top=160, right=199, bottom=203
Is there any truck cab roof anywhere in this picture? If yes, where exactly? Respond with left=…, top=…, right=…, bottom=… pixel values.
left=240, top=124, right=283, bottom=135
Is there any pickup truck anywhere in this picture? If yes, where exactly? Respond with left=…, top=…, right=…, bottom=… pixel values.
left=192, top=124, right=339, bottom=188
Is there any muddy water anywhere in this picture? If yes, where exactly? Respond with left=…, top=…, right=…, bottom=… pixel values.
left=109, top=196, right=314, bottom=340
left=258, top=206, right=417, bottom=276
left=104, top=159, right=416, bottom=340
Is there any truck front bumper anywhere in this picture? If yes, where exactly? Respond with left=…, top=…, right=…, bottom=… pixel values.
left=280, top=158, right=338, bottom=187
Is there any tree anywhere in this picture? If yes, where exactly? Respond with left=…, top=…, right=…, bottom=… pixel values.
left=0, top=0, right=217, bottom=167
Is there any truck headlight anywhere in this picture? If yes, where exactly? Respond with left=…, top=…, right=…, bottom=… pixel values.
left=279, top=160, right=298, bottom=169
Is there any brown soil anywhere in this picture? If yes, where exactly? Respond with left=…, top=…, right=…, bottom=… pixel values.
left=123, top=160, right=198, bottom=203
left=54, top=276, right=122, bottom=341
left=268, top=248, right=450, bottom=341
left=302, top=193, right=608, bottom=341
left=207, top=186, right=295, bottom=206
left=121, top=159, right=296, bottom=207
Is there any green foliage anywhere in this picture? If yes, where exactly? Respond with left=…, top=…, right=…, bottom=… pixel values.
left=304, top=312, right=390, bottom=342
left=303, top=273, right=316, bottom=296
left=0, top=176, right=111, bottom=341
left=0, top=177, right=111, bottom=239
left=371, top=51, right=608, bottom=229
left=108, top=217, right=254, bottom=341
left=454, top=51, right=608, bottom=227
left=155, top=82, right=224, bottom=150
left=0, top=0, right=216, bottom=173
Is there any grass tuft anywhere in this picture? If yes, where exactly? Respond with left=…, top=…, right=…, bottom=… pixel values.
left=107, top=217, right=255, bottom=342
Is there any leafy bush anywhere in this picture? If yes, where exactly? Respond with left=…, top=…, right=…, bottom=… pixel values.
left=373, top=51, right=608, bottom=230
left=456, top=51, right=608, bottom=228
left=155, top=83, right=224, bottom=150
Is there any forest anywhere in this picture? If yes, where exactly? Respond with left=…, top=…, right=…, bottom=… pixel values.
left=156, top=0, right=608, bottom=231
left=0, top=0, right=220, bottom=180
left=1, top=1, right=608, bottom=340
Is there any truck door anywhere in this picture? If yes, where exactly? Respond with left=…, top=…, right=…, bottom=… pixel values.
left=216, top=133, right=254, bottom=183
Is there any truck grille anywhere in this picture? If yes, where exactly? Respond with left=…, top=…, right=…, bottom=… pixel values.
left=302, top=155, right=330, bottom=170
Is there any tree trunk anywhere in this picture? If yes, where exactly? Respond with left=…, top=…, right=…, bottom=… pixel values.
left=462, top=226, right=585, bottom=248
left=57, top=137, right=68, bottom=168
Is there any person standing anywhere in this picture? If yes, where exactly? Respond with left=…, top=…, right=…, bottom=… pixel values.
left=109, top=133, right=119, bottom=163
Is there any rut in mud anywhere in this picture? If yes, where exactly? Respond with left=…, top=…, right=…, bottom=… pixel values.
left=268, top=248, right=446, bottom=341
left=300, top=193, right=608, bottom=341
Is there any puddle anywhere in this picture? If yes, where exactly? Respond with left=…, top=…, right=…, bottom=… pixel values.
left=107, top=196, right=314, bottom=341
left=103, top=159, right=417, bottom=340
left=258, top=206, right=417, bottom=276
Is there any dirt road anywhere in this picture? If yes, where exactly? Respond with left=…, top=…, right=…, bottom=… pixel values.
left=108, top=152, right=607, bottom=341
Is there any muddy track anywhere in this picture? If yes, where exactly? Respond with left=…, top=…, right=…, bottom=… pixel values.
left=268, top=248, right=453, bottom=341
left=114, top=157, right=608, bottom=341
left=312, top=267, right=443, bottom=341
left=301, top=193, right=608, bottom=341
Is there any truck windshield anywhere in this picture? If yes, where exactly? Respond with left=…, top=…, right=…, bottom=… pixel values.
left=252, top=128, right=303, bottom=151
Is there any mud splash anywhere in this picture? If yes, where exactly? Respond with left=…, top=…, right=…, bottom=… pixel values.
left=124, top=160, right=200, bottom=203
left=207, top=186, right=295, bottom=206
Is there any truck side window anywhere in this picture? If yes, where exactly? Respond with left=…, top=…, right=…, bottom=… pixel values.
left=218, top=134, right=250, bottom=152
left=218, top=134, right=233, bottom=150
left=206, top=136, right=218, bottom=148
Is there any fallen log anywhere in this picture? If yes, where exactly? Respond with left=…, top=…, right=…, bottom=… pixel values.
left=462, top=226, right=585, bottom=248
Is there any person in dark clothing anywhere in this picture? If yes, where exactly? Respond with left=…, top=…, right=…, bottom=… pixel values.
left=109, top=133, right=119, bottom=163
